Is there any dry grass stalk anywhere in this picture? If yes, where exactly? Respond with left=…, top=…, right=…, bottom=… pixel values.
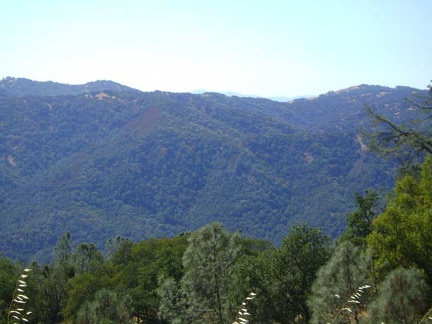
left=233, top=292, right=257, bottom=324
left=329, top=285, right=370, bottom=324
left=419, top=306, right=432, bottom=323
left=7, top=268, right=32, bottom=324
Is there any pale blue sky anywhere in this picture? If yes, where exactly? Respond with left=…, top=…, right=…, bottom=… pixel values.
left=1, top=0, right=431, bottom=97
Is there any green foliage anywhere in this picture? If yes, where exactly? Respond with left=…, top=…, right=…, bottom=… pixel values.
left=76, top=288, right=132, bottom=324
left=0, top=257, right=19, bottom=322
left=3, top=209, right=432, bottom=324
left=367, top=267, right=429, bottom=323
left=64, top=273, right=104, bottom=321
left=340, top=190, right=382, bottom=247
left=368, top=156, right=432, bottom=284
left=63, top=240, right=111, bottom=322
left=157, top=277, right=185, bottom=324
left=159, top=223, right=242, bottom=323
left=25, top=263, right=56, bottom=323
left=0, top=80, right=415, bottom=261
left=364, top=83, right=432, bottom=164
left=228, top=225, right=331, bottom=323
left=229, top=249, right=277, bottom=324
left=118, top=236, right=188, bottom=322
left=55, top=232, right=73, bottom=267
left=1, top=79, right=432, bottom=323
left=25, top=233, right=77, bottom=323
left=273, top=225, right=331, bottom=322
left=73, top=242, right=104, bottom=275
left=308, top=242, right=371, bottom=323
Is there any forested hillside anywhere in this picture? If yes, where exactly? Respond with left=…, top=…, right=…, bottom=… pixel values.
left=0, top=77, right=139, bottom=96
left=0, top=77, right=425, bottom=261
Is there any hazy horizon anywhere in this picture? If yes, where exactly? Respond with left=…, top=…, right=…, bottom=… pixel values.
left=2, top=1, right=431, bottom=97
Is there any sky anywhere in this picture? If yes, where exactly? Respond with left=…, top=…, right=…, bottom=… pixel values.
left=1, top=0, right=431, bottom=97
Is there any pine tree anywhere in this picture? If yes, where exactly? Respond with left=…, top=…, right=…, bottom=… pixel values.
left=76, top=289, right=132, bottom=323
left=365, top=83, right=432, bottom=164
left=367, top=267, right=428, bottom=323
left=158, top=222, right=242, bottom=323
left=308, top=242, right=370, bottom=324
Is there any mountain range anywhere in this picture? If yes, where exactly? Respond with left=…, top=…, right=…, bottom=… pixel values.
left=0, top=77, right=424, bottom=261
left=190, top=89, right=312, bottom=102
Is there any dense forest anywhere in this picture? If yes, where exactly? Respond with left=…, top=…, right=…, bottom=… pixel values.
left=1, top=160, right=432, bottom=323
left=1, top=78, right=432, bottom=322
left=0, top=78, right=425, bottom=261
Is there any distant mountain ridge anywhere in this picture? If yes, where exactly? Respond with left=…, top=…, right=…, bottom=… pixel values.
left=191, top=89, right=313, bottom=102
left=0, top=77, right=426, bottom=261
left=0, top=77, right=139, bottom=97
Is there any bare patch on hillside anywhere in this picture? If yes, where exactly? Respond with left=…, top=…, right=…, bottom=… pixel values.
left=95, top=92, right=110, bottom=100
left=7, top=155, right=16, bottom=167
left=334, top=85, right=361, bottom=94
left=304, top=152, right=314, bottom=163
left=355, top=134, right=368, bottom=152
left=376, top=91, right=390, bottom=97
left=123, top=108, right=165, bottom=135
left=352, top=134, right=369, bottom=174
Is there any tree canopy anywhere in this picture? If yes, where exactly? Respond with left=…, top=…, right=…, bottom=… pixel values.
left=368, top=156, right=432, bottom=285
left=365, top=84, right=432, bottom=164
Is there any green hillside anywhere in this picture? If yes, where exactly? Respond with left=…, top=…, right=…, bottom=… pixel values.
left=0, top=78, right=424, bottom=260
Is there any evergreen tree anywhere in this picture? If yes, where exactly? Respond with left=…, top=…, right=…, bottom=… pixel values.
left=367, top=267, right=428, bottom=323
left=365, top=83, right=432, bottom=164
left=73, top=242, right=104, bottom=275
left=76, top=300, right=95, bottom=324
left=158, top=222, right=242, bottom=323
left=55, top=232, right=73, bottom=267
left=76, top=288, right=132, bottom=323
left=308, top=242, right=370, bottom=324
left=158, top=276, right=190, bottom=324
